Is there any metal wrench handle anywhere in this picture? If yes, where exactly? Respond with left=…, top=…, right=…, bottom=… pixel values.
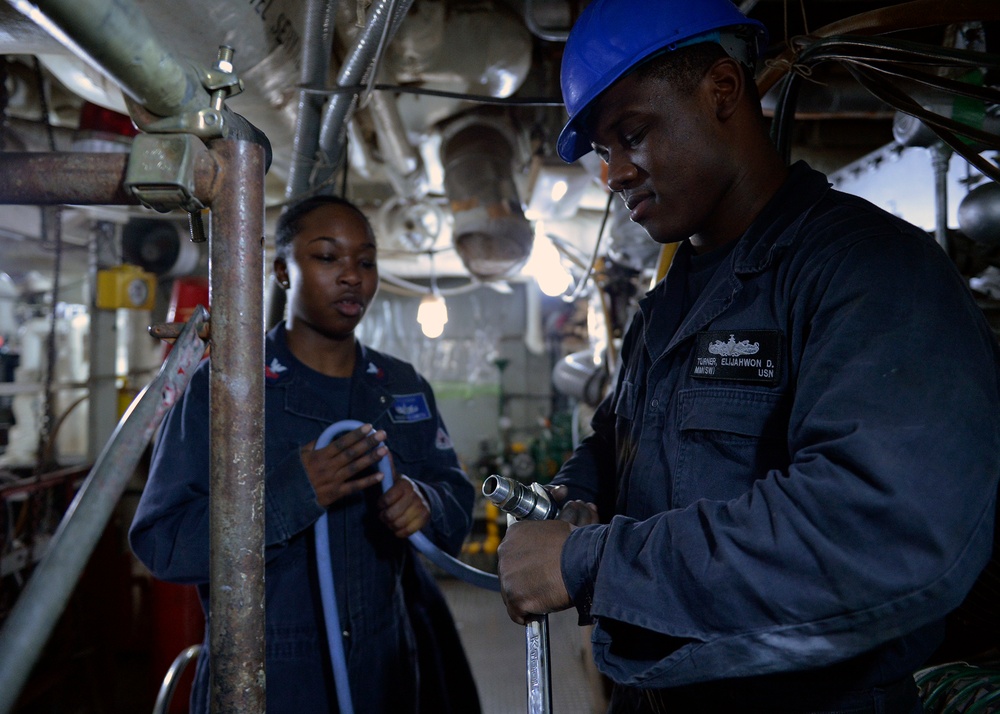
left=526, top=614, right=553, bottom=714
left=483, top=475, right=559, bottom=714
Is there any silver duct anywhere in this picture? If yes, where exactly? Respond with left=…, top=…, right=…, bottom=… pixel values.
left=440, top=119, right=533, bottom=281
left=314, top=0, right=415, bottom=192
left=284, top=0, right=338, bottom=200
left=552, top=349, right=608, bottom=407
left=366, top=87, right=425, bottom=197
left=344, top=0, right=532, bottom=200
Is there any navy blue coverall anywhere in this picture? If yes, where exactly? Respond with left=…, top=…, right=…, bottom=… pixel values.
left=130, top=324, right=476, bottom=713
left=555, top=162, right=1000, bottom=711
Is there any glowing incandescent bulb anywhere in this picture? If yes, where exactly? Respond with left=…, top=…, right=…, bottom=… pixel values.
left=418, top=293, right=448, bottom=339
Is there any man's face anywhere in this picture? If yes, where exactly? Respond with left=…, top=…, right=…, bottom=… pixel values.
left=588, top=66, right=736, bottom=249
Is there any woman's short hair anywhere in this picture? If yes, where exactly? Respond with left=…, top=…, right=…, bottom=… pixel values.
left=274, top=195, right=374, bottom=257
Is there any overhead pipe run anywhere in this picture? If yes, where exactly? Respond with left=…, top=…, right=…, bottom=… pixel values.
left=284, top=0, right=338, bottom=201
left=314, top=0, right=416, bottom=193
left=272, top=0, right=338, bottom=331
left=756, top=0, right=1000, bottom=97
left=367, top=89, right=425, bottom=198
left=523, top=0, right=571, bottom=42
left=7, top=0, right=208, bottom=119
left=346, top=0, right=535, bottom=254
left=441, top=119, right=534, bottom=281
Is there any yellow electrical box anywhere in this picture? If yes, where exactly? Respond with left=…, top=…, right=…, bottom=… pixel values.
left=96, top=264, right=156, bottom=311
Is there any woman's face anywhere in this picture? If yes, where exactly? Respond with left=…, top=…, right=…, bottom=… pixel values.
left=276, top=203, right=379, bottom=341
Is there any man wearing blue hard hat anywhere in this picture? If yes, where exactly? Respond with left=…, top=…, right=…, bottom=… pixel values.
left=497, top=0, right=1000, bottom=712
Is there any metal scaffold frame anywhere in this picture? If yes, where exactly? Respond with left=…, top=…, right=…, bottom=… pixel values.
left=0, top=0, right=269, bottom=711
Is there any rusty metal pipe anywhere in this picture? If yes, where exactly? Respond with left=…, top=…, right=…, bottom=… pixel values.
left=0, top=152, right=135, bottom=205
left=0, top=307, right=209, bottom=714
left=206, top=136, right=267, bottom=714
left=9, top=0, right=207, bottom=117
left=0, top=150, right=220, bottom=205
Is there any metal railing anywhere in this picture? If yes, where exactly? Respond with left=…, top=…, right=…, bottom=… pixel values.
left=0, top=0, right=269, bottom=710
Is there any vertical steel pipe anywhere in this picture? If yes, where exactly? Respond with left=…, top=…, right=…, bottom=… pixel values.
left=314, top=0, right=416, bottom=191
left=8, top=0, right=207, bottom=117
left=368, top=90, right=425, bottom=198
left=206, top=136, right=267, bottom=714
left=87, top=220, right=122, bottom=460
left=0, top=308, right=209, bottom=714
left=285, top=0, right=339, bottom=200
left=930, top=142, right=952, bottom=253
left=271, top=0, right=339, bottom=329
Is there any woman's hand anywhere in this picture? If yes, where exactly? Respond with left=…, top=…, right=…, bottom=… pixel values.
left=300, top=424, right=388, bottom=507
left=377, top=468, right=431, bottom=539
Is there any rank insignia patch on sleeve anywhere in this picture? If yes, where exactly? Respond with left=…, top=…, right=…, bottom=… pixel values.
left=435, top=427, right=453, bottom=450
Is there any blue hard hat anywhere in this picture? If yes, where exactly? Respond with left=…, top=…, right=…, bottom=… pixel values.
left=557, top=0, right=769, bottom=163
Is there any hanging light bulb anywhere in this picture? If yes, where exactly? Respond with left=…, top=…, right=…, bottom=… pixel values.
left=418, top=293, right=448, bottom=339
left=417, top=251, right=448, bottom=339
left=524, top=224, right=572, bottom=297
left=549, top=179, right=569, bottom=203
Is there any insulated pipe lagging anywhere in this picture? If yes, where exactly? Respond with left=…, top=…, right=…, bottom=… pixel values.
left=312, top=420, right=500, bottom=714
left=15, top=0, right=206, bottom=118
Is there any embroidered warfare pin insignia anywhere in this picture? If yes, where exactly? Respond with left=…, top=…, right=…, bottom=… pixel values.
left=691, top=330, right=782, bottom=385
left=389, top=393, right=432, bottom=423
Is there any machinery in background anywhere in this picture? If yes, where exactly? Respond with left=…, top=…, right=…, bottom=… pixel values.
left=0, top=2, right=997, bottom=712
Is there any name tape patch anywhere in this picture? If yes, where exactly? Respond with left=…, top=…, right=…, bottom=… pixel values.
left=389, top=393, right=433, bottom=423
left=691, top=330, right=782, bottom=385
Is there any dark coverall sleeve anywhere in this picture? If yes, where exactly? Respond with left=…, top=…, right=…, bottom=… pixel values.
left=128, top=362, right=326, bottom=583
left=129, top=361, right=215, bottom=584
left=554, top=229, right=1000, bottom=687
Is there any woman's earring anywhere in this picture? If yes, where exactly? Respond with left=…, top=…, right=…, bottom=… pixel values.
left=279, top=279, right=290, bottom=289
